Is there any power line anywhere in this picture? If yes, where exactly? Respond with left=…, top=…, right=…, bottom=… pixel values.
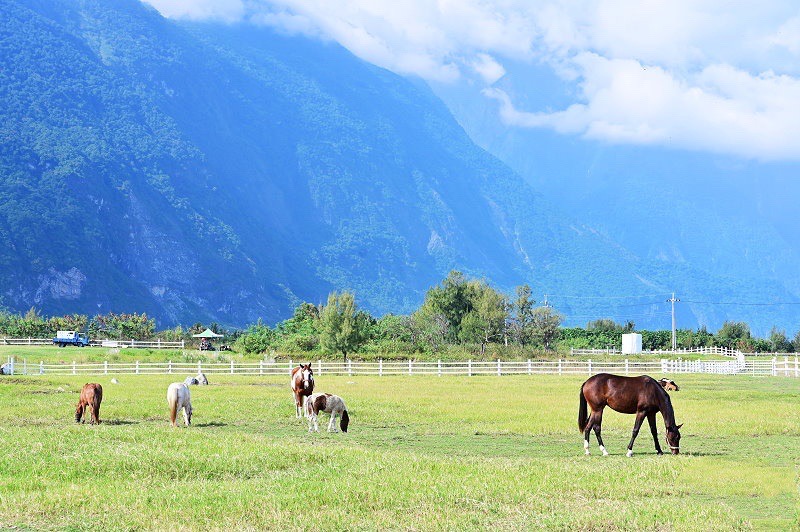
left=682, top=299, right=800, bottom=306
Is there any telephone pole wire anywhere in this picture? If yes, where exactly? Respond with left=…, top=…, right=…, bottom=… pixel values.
left=667, top=293, right=680, bottom=350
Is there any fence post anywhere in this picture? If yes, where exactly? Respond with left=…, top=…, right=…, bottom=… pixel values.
left=231, top=359, right=234, bottom=374
left=23, top=359, right=26, bottom=375
left=259, top=360, right=263, bottom=375
left=795, top=355, right=798, bottom=378
left=348, top=359, right=352, bottom=377
left=438, top=359, right=442, bottom=377
left=570, top=347, right=574, bottom=356
left=408, top=359, right=412, bottom=376
left=168, top=361, right=172, bottom=373
left=379, top=358, right=383, bottom=377
left=136, top=360, right=140, bottom=374
left=528, top=359, right=532, bottom=375
left=468, top=359, right=472, bottom=377
left=289, top=359, right=293, bottom=373
left=198, top=361, right=202, bottom=374
left=785, top=356, right=789, bottom=377
left=558, top=359, right=562, bottom=375
left=588, top=359, right=592, bottom=375
left=104, top=361, right=108, bottom=375
left=318, top=360, right=322, bottom=376
left=181, top=340, right=185, bottom=349
left=625, top=359, right=629, bottom=375
left=772, top=357, right=777, bottom=376
left=40, top=361, right=43, bottom=375
left=72, top=361, right=76, bottom=375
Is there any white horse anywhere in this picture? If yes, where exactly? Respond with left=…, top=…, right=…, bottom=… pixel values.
left=166, top=382, right=192, bottom=427
left=305, top=393, right=349, bottom=433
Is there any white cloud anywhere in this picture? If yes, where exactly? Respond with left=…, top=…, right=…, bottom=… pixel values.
left=143, top=0, right=245, bottom=22
left=471, top=53, right=506, bottom=85
left=142, top=0, right=800, bottom=160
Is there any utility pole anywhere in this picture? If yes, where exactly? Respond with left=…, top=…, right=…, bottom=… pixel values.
left=543, top=294, right=551, bottom=308
left=667, top=293, right=680, bottom=351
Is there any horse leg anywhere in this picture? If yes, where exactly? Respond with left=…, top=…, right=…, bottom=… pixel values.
left=583, top=411, right=598, bottom=455
left=328, top=412, right=338, bottom=433
left=647, top=412, right=663, bottom=455
left=592, top=410, right=609, bottom=456
left=626, top=411, right=647, bottom=457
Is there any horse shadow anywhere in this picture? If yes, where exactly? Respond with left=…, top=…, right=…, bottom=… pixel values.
left=103, top=419, right=139, bottom=426
left=194, top=422, right=227, bottom=428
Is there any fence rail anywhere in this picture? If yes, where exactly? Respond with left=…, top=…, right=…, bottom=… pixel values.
left=3, top=356, right=799, bottom=378
left=570, top=346, right=742, bottom=357
left=0, top=338, right=184, bottom=348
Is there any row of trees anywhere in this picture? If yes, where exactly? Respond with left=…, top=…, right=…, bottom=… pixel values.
left=3, top=271, right=800, bottom=358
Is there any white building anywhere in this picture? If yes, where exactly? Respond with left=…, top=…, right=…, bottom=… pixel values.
left=622, top=333, right=642, bottom=354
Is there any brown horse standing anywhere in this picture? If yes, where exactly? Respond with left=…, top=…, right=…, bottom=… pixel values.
left=578, top=373, right=682, bottom=457
left=290, top=364, right=314, bottom=418
left=75, top=383, right=103, bottom=425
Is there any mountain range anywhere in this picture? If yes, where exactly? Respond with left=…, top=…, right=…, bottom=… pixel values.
left=1, top=0, right=798, bottom=334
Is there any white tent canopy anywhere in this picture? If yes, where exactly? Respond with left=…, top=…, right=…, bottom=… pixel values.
left=192, top=328, right=223, bottom=338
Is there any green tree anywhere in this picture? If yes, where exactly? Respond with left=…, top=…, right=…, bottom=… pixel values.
left=715, top=321, right=750, bottom=349
left=768, top=327, right=792, bottom=353
left=530, top=306, right=563, bottom=351
left=319, top=292, right=369, bottom=361
left=458, top=281, right=508, bottom=355
left=509, top=284, right=536, bottom=346
left=422, top=270, right=473, bottom=341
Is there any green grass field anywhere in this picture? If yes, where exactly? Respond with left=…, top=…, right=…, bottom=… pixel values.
left=0, top=373, right=797, bottom=530
left=0, top=344, right=734, bottom=365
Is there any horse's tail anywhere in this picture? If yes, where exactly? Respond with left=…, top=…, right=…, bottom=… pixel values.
left=578, top=384, right=588, bottom=432
left=167, top=387, right=178, bottom=426
left=340, top=409, right=349, bottom=433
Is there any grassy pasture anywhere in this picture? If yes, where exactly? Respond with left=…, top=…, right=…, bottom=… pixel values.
left=0, top=344, right=733, bottom=365
left=0, top=374, right=797, bottom=530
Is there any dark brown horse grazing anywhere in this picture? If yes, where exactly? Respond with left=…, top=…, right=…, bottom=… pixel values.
left=290, top=364, right=314, bottom=418
left=578, top=373, right=682, bottom=457
left=75, top=383, right=103, bottom=425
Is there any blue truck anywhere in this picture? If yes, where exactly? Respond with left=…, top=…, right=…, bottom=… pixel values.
left=53, top=331, right=90, bottom=347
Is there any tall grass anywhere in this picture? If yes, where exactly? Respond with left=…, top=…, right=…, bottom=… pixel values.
left=0, top=374, right=797, bottom=529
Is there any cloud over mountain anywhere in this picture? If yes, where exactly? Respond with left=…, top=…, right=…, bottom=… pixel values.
left=143, top=0, right=800, bottom=161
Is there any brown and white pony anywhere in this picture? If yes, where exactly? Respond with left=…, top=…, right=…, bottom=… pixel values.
left=305, top=393, right=349, bottom=433
left=659, top=378, right=680, bottom=391
left=167, top=382, right=192, bottom=427
left=579, top=373, right=682, bottom=457
left=290, top=364, right=314, bottom=418
left=75, top=383, right=103, bottom=424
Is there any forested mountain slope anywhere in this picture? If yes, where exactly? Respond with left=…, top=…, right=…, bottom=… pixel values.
left=1, top=0, right=796, bottom=331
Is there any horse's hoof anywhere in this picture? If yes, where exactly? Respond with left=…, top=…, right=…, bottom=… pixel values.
left=626, top=450, right=633, bottom=457
left=584, top=450, right=590, bottom=456
left=657, top=451, right=664, bottom=455
left=602, top=450, right=609, bottom=456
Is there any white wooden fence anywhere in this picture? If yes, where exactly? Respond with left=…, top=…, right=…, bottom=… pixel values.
left=571, top=346, right=741, bottom=357
left=0, top=338, right=184, bottom=348
left=3, top=356, right=799, bottom=377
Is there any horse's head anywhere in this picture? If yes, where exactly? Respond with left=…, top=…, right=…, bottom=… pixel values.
left=666, top=423, right=683, bottom=454
left=301, top=364, right=314, bottom=391
left=659, top=378, right=680, bottom=391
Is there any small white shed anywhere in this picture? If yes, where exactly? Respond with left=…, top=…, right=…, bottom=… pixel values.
left=622, top=333, right=642, bottom=354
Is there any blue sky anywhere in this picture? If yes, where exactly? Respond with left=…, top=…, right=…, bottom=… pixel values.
left=144, top=1, right=800, bottom=162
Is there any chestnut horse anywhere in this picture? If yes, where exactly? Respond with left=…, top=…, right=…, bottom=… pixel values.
left=579, top=373, right=682, bottom=457
left=75, top=383, right=103, bottom=425
left=290, top=364, right=314, bottom=418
